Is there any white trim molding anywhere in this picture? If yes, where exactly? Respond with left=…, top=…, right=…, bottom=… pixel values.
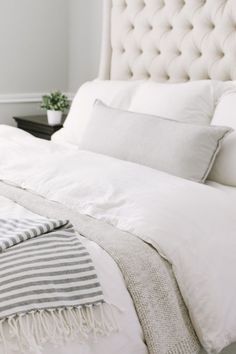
left=0, top=93, right=74, bottom=104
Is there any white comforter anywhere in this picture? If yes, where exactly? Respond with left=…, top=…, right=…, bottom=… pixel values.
left=1, top=126, right=236, bottom=354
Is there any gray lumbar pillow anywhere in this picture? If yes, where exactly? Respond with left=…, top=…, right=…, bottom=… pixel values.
left=79, top=100, right=232, bottom=183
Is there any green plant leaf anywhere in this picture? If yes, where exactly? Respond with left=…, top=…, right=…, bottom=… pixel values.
left=40, top=91, right=70, bottom=112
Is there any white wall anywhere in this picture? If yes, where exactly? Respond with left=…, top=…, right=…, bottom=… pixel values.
left=0, top=0, right=69, bottom=94
left=68, top=0, right=103, bottom=93
left=0, top=0, right=103, bottom=126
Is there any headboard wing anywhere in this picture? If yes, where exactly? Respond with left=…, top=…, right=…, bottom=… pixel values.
left=99, top=0, right=236, bottom=82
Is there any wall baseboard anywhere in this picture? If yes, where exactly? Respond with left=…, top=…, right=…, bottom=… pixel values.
left=0, top=93, right=74, bottom=104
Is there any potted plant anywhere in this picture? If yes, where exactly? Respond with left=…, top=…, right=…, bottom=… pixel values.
left=41, top=91, right=70, bottom=126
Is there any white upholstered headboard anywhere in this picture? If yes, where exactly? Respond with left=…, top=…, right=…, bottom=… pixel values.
left=99, top=0, right=236, bottom=82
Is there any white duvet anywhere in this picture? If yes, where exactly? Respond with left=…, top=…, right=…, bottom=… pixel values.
left=1, top=126, right=236, bottom=354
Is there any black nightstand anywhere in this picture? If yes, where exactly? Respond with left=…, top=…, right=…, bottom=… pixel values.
left=13, top=115, right=66, bottom=140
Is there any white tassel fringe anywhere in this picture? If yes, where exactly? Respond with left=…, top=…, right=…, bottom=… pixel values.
left=0, top=303, right=118, bottom=354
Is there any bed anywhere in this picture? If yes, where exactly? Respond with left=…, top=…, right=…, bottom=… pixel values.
left=1, top=0, right=236, bottom=353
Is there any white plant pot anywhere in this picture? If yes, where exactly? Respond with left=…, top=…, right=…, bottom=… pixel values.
left=47, top=110, right=62, bottom=126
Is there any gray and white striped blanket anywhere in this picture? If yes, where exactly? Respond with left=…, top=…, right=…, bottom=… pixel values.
left=0, top=218, right=116, bottom=353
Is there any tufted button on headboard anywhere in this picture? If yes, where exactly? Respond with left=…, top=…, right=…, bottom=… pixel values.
left=99, top=0, right=236, bottom=82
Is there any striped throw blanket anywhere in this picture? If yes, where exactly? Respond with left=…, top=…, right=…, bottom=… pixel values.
left=0, top=219, right=117, bottom=353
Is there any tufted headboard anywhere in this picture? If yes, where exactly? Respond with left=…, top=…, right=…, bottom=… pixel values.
left=99, top=0, right=236, bottom=82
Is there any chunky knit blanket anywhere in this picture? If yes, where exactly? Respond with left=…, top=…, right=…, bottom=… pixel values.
left=0, top=182, right=200, bottom=354
left=0, top=217, right=116, bottom=353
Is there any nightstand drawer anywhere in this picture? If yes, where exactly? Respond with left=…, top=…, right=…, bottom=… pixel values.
left=13, top=115, right=66, bottom=140
left=18, top=127, right=52, bottom=140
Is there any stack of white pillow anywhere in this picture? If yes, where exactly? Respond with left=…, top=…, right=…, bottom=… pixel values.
left=52, top=79, right=236, bottom=186
left=209, top=91, right=236, bottom=186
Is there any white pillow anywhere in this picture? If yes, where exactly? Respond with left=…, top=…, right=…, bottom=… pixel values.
left=52, top=80, right=222, bottom=146
left=129, top=80, right=215, bottom=125
left=211, top=91, right=236, bottom=129
left=209, top=91, right=236, bottom=186
left=79, top=100, right=231, bottom=183
left=52, top=80, right=141, bottom=145
left=209, top=132, right=236, bottom=186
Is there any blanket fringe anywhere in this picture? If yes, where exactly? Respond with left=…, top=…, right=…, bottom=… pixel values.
left=0, top=303, right=118, bottom=354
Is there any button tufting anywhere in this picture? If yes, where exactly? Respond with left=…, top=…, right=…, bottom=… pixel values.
left=141, top=0, right=146, bottom=8
left=159, top=0, right=165, bottom=9
left=108, top=0, right=236, bottom=82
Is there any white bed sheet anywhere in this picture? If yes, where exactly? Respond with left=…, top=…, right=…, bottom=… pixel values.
left=1, top=126, right=236, bottom=353
left=0, top=196, right=147, bottom=354
left=207, top=180, right=236, bottom=197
